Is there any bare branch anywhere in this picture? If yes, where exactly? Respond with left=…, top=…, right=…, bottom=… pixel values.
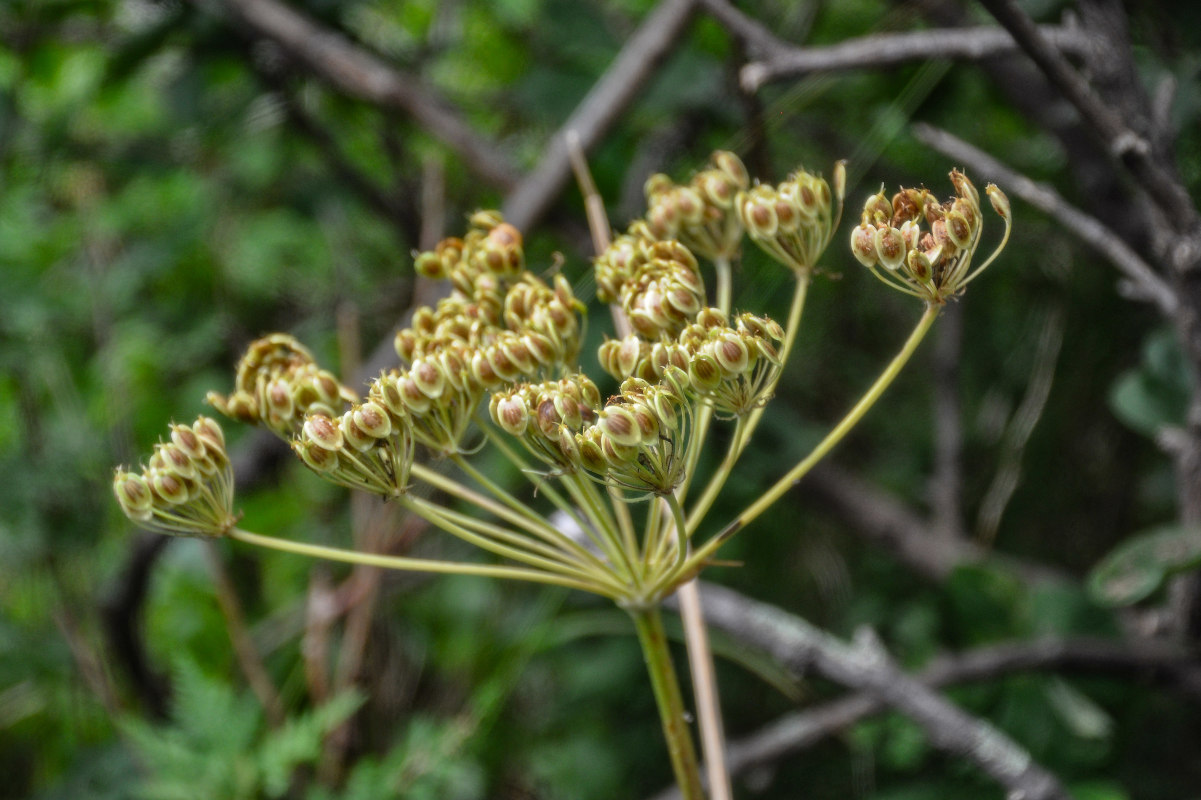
left=198, top=0, right=521, bottom=191
left=690, top=583, right=1075, bottom=800
left=649, top=630, right=1198, bottom=798
left=976, top=0, right=1199, bottom=240
left=502, top=0, right=697, bottom=231
left=912, top=122, right=1178, bottom=316
left=730, top=15, right=1099, bottom=93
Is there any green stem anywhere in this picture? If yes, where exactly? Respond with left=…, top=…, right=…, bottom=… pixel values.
left=684, top=415, right=748, bottom=536
left=665, top=493, right=690, bottom=576
left=225, top=527, right=611, bottom=596
left=451, top=453, right=548, bottom=532
left=688, top=301, right=941, bottom=569
left=405, top=496, right=626, bottom=595
left=474, top=417, right=592, bottom=529
left=411, top=460, right=602, bottom=571
left=608, top=484, right=639, bottom=568
left=630, top=607, right=705, bottom=800
left=714, top=255, right=732, bottom=316
left=564, top=473, right=640, bottom=586
left=686, top=273, right=810, bottom=533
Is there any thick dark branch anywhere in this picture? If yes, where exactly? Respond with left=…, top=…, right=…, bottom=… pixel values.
left=200, top=0, right=520, bottom=191
left=100, top=532, right=171, bottom=718
left=502, top=0, right=697, bottom=231
left=976, top=0, right=1198, bottom=239
left=694, top=583, right=1074, bottom=800
left=912, top=122, right=1178, bottom=315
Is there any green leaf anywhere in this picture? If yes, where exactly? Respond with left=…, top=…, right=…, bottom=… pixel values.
left=1068, top=780, right=1131, bottom=800
left=1108, top=327, right=1191, bottom=437
left=258, top=691, right=364, bottom=797
left=1088, top=525, right=1201, bottom=606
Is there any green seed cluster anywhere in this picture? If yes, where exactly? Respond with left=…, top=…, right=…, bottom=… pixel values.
left=737, top=163, right=845, bottom=276
left=386, top=213, right=586, bottom=457
left=112, top=416, right=236, bottom=537
left=578, top=375, right=690, bottom=496
left=489, top=374, right=602, bottom=472
left=850, top=170, right=1011, bottom=303
left=206, top=333, right=358, bottom=438
left=292, top=396, right=415, bottom=497
left=489, top=371, right=691, bottom=497
left=598, top=307, right=785, bottom=419
left=595, top=235, right=706, bottom=340
left=643, top=150, right=749, bottom=262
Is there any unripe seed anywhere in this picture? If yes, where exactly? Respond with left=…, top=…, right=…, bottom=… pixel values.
left=114, top=470, right=154, bottom=517
left=151, top=471, right=190, bottom=505
left=303, top=414, right=343, bottom=451
left=851, top=225, right=877, bottom=267
left=945, top=210, right=973, bottom=250
left=170, top=424, right=205, bottom=461
left=354, top=401, right=392, bottom=439
left=341, top=412, right=375, bottom=452
left=597, top=406, right=642, bottom=447
left=874, top=226, right=907, bottom=271
left=493, top=394, right=529, bottom=436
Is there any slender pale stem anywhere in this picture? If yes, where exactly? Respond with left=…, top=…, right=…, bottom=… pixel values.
left=630, top=607, right=705, bottom=800
left=687, top=301, right=941, bottom=570
left=451, top=454, right=549, bottom=532
left=685, top=416, right=749, bottom=536
left=564, top=473, right=640, bottom=585
left=608, top=484, right=640, bottom=567
left=676, top=580, right=731, bottom=800
left=767, top=272, right=811, bottom=398
left=411, top=461, right=535, bottom=529
left=225, top=528, right=613, bottom=597
left=714, top=255, right=732, bottom=316
left=474, top=417, right=591, bottom=527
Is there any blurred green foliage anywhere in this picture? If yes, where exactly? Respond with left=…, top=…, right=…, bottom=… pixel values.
left=2, top=0, right=1200, bottom=798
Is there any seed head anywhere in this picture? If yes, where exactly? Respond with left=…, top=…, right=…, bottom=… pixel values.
left=738, top=161, right=845, bottom=275
left=849, top=170, right=1012, bottom=303
left=112, top=416, right=237, bottom=537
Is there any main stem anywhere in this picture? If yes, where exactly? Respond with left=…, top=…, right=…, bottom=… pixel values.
left=630, top=606, right=705, bottom=800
